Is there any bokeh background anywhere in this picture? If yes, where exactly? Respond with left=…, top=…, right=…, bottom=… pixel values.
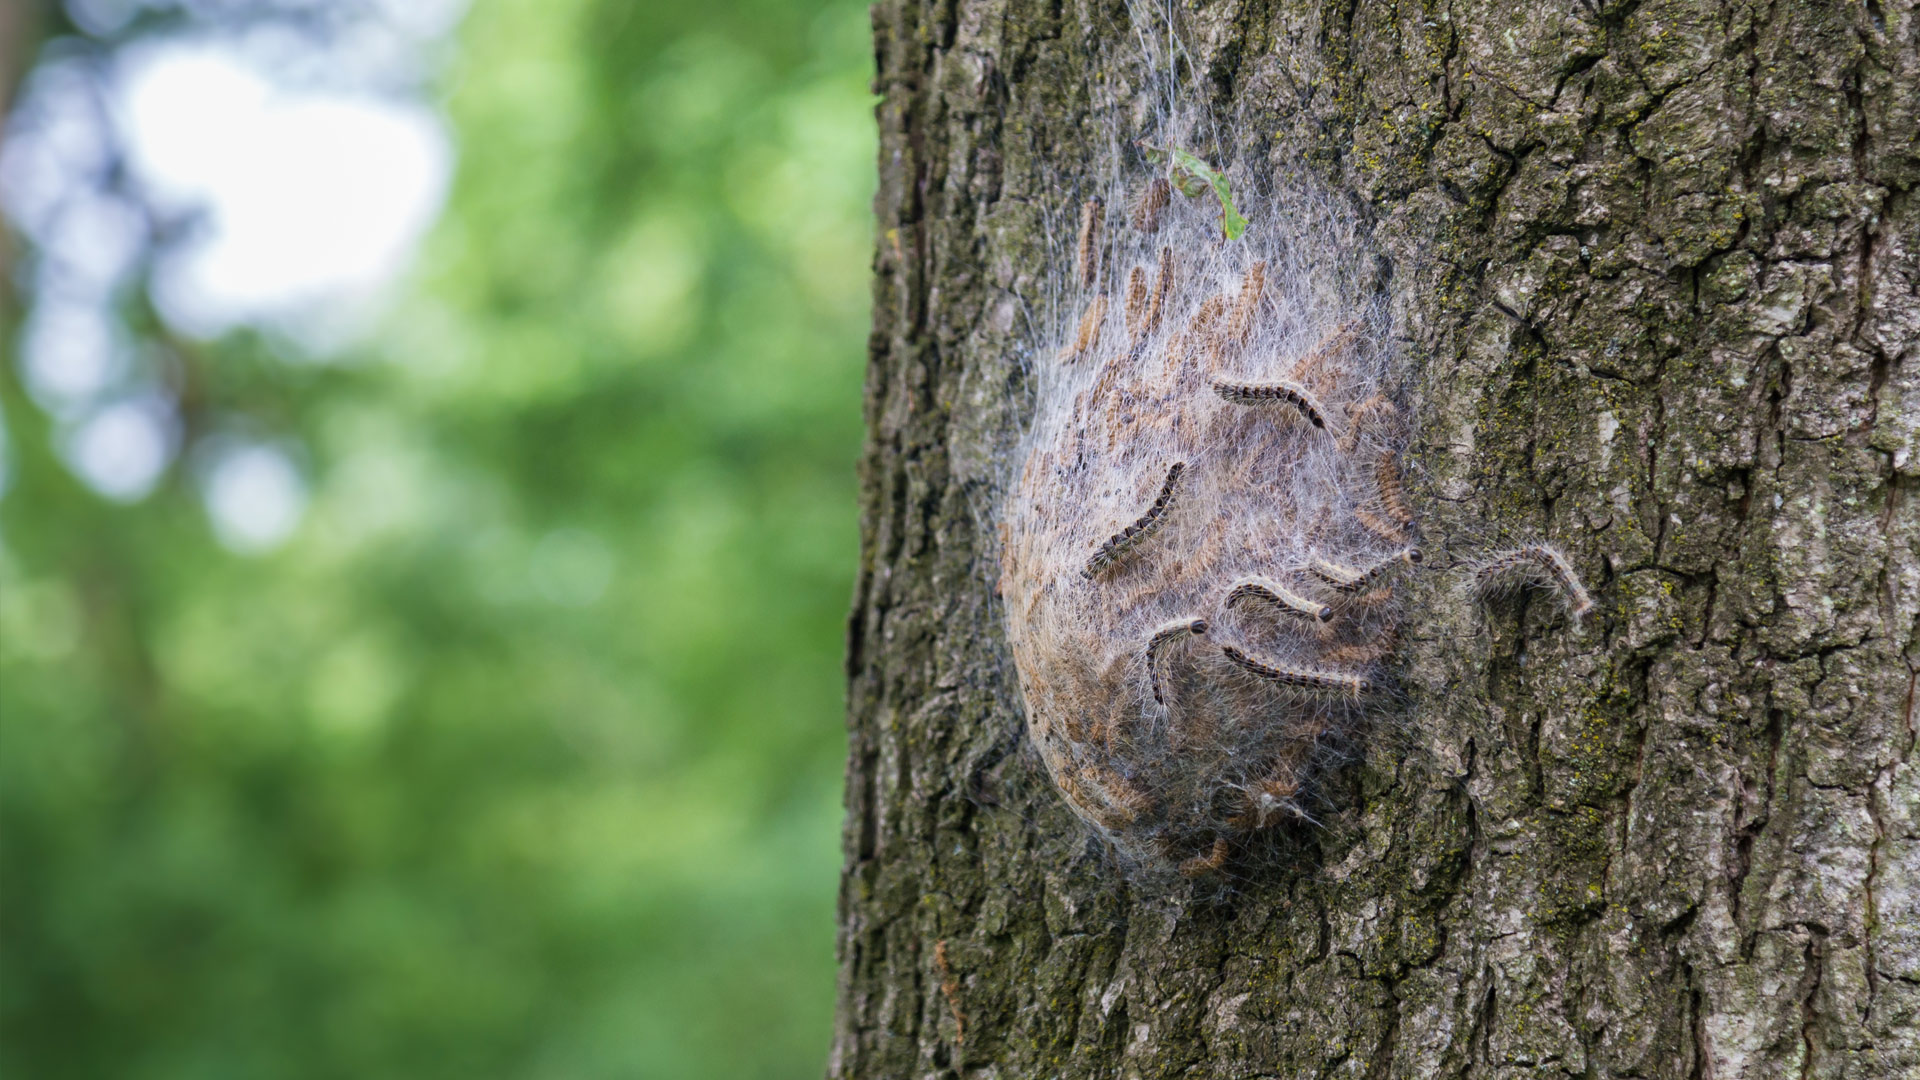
left=0, top=1, right=871, bottom=1076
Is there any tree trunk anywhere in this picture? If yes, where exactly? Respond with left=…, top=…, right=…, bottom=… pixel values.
left=835, top=1, right=1919, bottom=1076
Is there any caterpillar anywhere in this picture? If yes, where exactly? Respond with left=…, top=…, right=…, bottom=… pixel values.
left=1211, top=378, right=1331, bottom=429
left=1475, top=544, right=1594, bottom=621
left=1083, top=461, right=1186, bottom=579
left=1226, top=575, right=1333, bottom=622
left=1308, top=548, right=1421, bottom=592
left=1144, top=616, right=1209, bottom=705
left=1220, top=645, right=1370, bottom=695
left=1075, top=197, right=1103, bottom=289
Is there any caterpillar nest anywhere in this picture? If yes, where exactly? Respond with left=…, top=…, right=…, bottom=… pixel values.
left=997, top=155, right=1423, bottom=878
left=995, top=14, right=1597, bottom=882
left=997, top=164, right=1600, bottom=879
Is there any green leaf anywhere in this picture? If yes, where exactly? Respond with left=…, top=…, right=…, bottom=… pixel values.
left=1152, top=145, right=1250, bottom=241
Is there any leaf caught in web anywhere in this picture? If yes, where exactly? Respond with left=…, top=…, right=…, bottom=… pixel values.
left=1141, top=143, right=1250, bottom=241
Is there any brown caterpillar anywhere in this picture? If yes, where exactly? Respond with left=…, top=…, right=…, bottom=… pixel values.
left=1133, top=176, right=1171, bottom=233
left=1058, top=293, right=1108, bottom=362
left=1075, top=197, right=1103, bottom=288
left=1083, top=461, right=1185, bottom=578
left=1211, top=378, right=1330, bottom=429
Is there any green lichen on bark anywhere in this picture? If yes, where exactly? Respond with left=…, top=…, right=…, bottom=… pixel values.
left=838, top=0, right=1920, bottom=1076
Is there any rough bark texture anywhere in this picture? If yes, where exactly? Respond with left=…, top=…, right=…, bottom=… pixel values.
left=836, top=1, right=1920, bottom=1076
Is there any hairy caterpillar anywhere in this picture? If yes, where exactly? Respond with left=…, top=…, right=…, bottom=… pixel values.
left=994, top=8, right=1593, bottom=879
left=1083, top=461, right=1186, bottom=579
left=1226, top=576, right=1333, bottom=623
left=1220, top=646, right=1371, bottom=695
left=1474, top=544, right=1595, bottom=623
left=1075, top=197, right=1103, bottom=288
left=1144, top=616, right=1209, bottom=705
left=1210, top=378, right=1332, bottom=429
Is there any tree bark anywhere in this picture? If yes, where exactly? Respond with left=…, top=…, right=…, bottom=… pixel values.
left=835, top=1, right=1920, bottom=1077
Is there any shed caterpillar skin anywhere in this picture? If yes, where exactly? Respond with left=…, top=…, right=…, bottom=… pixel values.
left=1144, top=616, right=1209, bottom=705
left=1224, top=262, right=1265, bottom=349
left=1058, top=293, right=1108, bottom=362
left=1354, top=507, right=1411, bottom=545
left=1133, top=177, right=1171, bottom=233
left=1123, top=266, right=1150, bottom=339
left=1176, top=836, right=1230, bottom=878
left=1338, top=393, right=1398, bottom=452
left=1292, top=318, right=1363, bottom=390
left=1376, top=451, right=1415, bottom=525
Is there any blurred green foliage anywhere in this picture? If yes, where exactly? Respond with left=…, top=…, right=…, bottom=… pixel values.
left=0, top=0, right=872, bottom=1076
